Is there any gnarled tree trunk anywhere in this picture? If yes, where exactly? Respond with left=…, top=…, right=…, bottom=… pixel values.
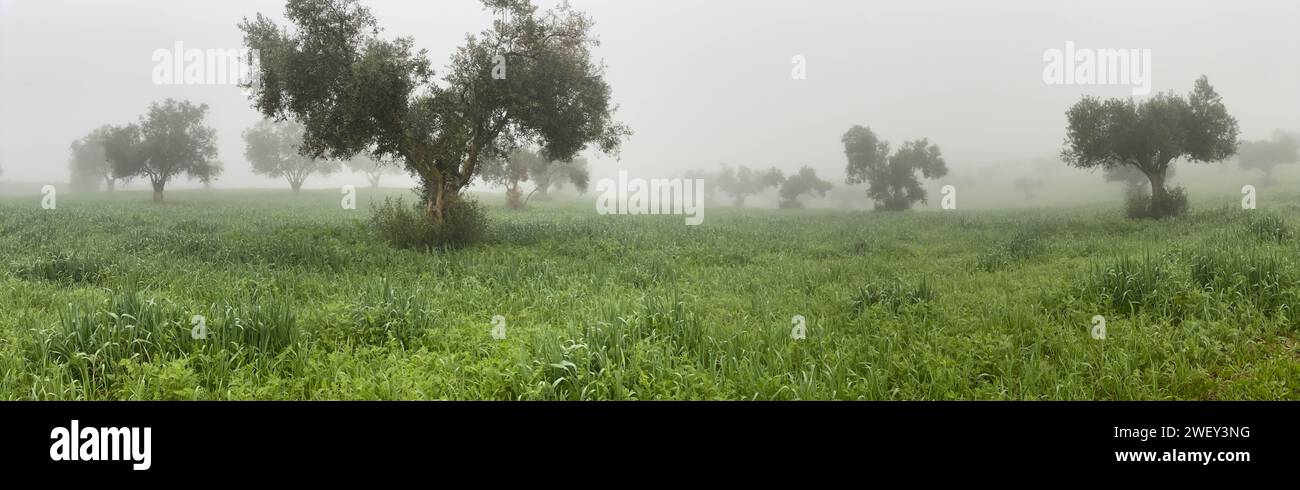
left=152, top=180, right=165, bottom=203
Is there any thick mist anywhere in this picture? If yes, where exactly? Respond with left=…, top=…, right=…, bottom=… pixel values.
left=1, top=0, right=1297, bottom=207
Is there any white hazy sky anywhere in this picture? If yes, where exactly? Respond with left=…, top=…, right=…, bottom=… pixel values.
left=1, top=0, right=1298, bottom=190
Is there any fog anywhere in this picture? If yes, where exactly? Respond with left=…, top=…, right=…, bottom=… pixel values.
left=2, top=0, right=1297, bottom=203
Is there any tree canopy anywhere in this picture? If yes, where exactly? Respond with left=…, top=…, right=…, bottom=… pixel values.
left=778, top=166, right=833, bottom=208
left=239, top=0, right=630, bottom=223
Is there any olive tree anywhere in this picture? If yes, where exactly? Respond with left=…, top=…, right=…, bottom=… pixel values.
left=1062, top=76, right=1238, bottom=218
left=244, top=119, right=342, bottom=192
left=103, top=99, right=221, bottom=202
left=239, top=0, right=629, bottom=226
left=842, top=125, right=948, bottom=211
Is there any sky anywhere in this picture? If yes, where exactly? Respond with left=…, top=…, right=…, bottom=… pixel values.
left=1, top=0, right=1297, bottom=192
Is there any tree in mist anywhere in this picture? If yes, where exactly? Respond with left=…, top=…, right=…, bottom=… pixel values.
left=778, top=166, right=832, bottom=208
left=346, top=154, right=401, bottom=188
left=239, top=0, right=630, bottom=227
left=716, top=165, right=784, bottom=207
left=1237, top=130, right=1299, bottom=186
left=527, top=155, right=589, bottom=202
left=479, top=148, right=541, bottom=209
left=68, top=125, right=125, bottom=192
left=842, top=125, right=949, bottom=211
left=1012, top=176, right=1042, bottom=200
left=1062, top=76, right=1238, bottom=218
left=104, top=99, right=221, bottom=203
left=244, top=119, right=342, bottom=192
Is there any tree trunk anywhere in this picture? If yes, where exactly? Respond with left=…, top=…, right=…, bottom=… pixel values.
left=1147, top=168, right=1167, bottom=201
left=368, top=173, right=382, bottom=188
left=505, top=182, right=523, bottom=209
left=426, top=178, right=451, bottom=224
left=105, top=178, right=115, bottom=193
left=152, top=181, right=164, bottom=203
left=290, top=180, right=303, bottom=193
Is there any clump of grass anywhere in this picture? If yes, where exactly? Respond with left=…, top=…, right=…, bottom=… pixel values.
left=1190, top=245, right=1295, bottom=311
left=977, top=229, right=1045, bottom=272
left=369, top=196, right=488, bottom=250
left=1085, top=254, right=1178, bottom=314
left=851, top=277, right=936, bottom=315
left=11, top=252, right=108, bottom=284
left=32, top=287, right=297, bottom=395
left=1242, top=212, right=1292, bottom=242
left=349, top=280, right=435, bottom=348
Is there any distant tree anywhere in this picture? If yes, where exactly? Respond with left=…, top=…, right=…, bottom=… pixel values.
left=1062, top=76, right=1239, bottom=218
left=1237, top=130, right=1299, bottom=186
left=778, top=166, right=833, bottom=208
left=1012, top=176, right=1042, bottom=200
left=239, top=0, right=630, bottom=226
left=842, top=125, right=949, bottom=211
left=104, top=99, right=220, bottom=203
left=346, top=154, right=401, bottom=188
left=527, top=156, right=589, bottom=202
left=479, top=148, right=541, bottom=209
left=716, top=165, right=784, bottom=207
left=243, top=119, right=342, bottom=192
left=68, top=125, right=123, bottom=192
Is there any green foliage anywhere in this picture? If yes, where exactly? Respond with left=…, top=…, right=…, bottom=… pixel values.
left=368, top=196, right=487, bottom=250
left=11, top=252, right=109, bottom=284
left=1085, top=254, right=1177, bottom=314
left=1243, top=212, right=1292, bottom=242
left=2, top=189, right=1299, bottom=400
left=1124, top=185, right=1189, bottom=219
left=977, top=229, right=1045, bottom=272
left=851, top=277, right=935, bottom=315
left=240, top=0, right=629, bottom=222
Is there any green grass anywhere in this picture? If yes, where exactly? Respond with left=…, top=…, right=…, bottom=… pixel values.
left=0, top=188, right=1297, bottom=400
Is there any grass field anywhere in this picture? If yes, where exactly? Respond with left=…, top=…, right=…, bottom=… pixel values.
left=0, top=188, right=1298, bottom=400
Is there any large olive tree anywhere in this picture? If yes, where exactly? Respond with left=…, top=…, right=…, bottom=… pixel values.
left=1062, top=76, right=1238, bottom=217
left=239, top=0, right=630, bottom=223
